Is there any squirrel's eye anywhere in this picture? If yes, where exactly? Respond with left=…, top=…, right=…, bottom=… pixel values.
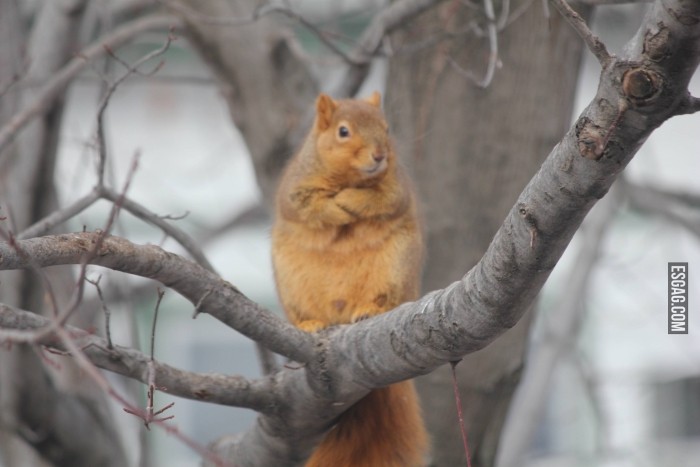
left=338, top=126, right=350, bottom=138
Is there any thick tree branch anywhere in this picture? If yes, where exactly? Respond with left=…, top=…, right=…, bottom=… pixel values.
left=0, top=304, right=278, bottom=412
left=0, top=233, right=315, bottom=364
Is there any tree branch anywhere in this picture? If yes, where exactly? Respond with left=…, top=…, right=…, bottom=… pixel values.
left=0, top=304, right=278, bottom=412
left=0, top=13, right=179, bottom=157
left=0, top=233, right=315, bottom=364
left=161, top=0, right=361, bottom=65
left=16, top=184, right=216, bottom=272
left=550, top=0, right=612, bottom=66
left=334, top=0, right=450, bottom=98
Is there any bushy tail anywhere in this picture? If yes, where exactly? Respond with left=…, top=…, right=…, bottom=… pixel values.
left=305, top=380, right=428, bottom=467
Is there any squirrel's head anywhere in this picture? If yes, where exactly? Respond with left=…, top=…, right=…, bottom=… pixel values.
left=313, top=92, right=392, bottom=186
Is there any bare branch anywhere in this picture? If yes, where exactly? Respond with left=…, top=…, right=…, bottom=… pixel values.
left=95, top=31, right=175, bottom=184
left=334, top=0, right=450, bottom=98
left=49, top=316, right=233, bottom=467
left=17, top=187, right=101, bottom=239
left=447, top=0, right=501, bottom=87
left=0, top=233, right=316, bottom=364
left=150, top=288, right=165, bottom=360
left=86, top=274, right=114, bottom=349
left=160, top=0, right=361, bottom=64
left=550, top=0, right=612, bottom=65
left=17, top=172, right=215, bottom=274
left=0, top=14, right=179, bottom=157
left=98, top=186, right=215, bottom=271
left=0, top=303, right=278, bottom=412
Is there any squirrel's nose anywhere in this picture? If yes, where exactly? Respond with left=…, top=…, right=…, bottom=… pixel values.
left=372, top=152, right=385, bottom=163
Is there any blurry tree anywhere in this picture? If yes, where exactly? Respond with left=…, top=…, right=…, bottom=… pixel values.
left=0, top=0, right=699, bottom=466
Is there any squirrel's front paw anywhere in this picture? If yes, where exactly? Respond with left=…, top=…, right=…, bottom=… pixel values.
left=350, top=308, right=383, bottom=324
left=296, top=319, right=327, bottom=333
left=334, top=189, right=367, bottom=216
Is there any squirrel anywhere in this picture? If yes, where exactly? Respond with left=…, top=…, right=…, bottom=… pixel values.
left=271, top=91, right=428, bottom=466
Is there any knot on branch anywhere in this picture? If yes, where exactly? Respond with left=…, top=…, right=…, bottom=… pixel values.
left=575, top=117, right=605, bottom=161
left=622, top=67, right=662, bottom=105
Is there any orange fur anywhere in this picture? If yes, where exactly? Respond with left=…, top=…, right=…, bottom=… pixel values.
left=271, top=92, right=428, bottom=466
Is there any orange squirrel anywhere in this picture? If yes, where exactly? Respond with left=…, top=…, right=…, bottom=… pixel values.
left=271, top=92, right=428, bottom=466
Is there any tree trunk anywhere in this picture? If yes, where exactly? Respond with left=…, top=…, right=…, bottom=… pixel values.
left=386, top=1, right=590, bottom=464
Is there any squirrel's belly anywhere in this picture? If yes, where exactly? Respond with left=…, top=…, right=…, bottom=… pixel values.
left=273, top=242, right=390, bottom=325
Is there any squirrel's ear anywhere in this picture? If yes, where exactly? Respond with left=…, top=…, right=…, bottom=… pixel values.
left=315, top=93, right=337, bottom=131
left=366, top=91, right=381, bottom=108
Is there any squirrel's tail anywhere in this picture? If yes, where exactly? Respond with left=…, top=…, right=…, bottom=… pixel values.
left=305, top=380, right=428, bottom=467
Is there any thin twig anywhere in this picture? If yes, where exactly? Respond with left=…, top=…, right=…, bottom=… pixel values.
left=161, top=0, right=278, bottom=26
left=192, top=287, right=213, bottom=319
left=17, top=188, right=101, bottom=240
left=160, top=211, right=190, bottom=221
left=99, top=152, right=140, bottom=244
left=0, top=303, right=278, bottom=414
left=449, top=0, right=500, bottom=88
left=334, top=0, right=448, bottom=98
left=95, top=31, right=175, bottom=184
left=0, top=14, right=178, bottom=158
left=162, top=0, right=360, bottom=65
left=86, top=274, right=114, bottom=349
left=549, top=0, right=612, bottom=65
left=51, top=326, right=231, bottom=466
left=150, top=288, right=165, bottom=360
left=450, top=360, right=472, bottom=467
left=98, top=186, right=215, bottom=271
left=496, top=0, right=511, bottom=30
